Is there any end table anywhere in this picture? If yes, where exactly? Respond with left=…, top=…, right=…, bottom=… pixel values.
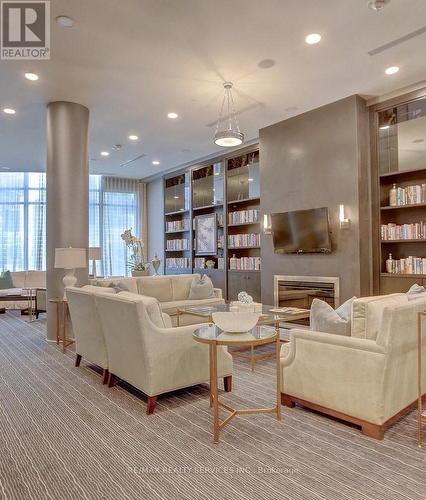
left=49, top=298, right=74, bottom=353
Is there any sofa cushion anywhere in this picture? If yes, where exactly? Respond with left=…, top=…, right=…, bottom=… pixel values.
left=351, top=293, right=408, bottom=340
left=137, top=276, right=173, bottom=302
left=26, top=271, right=46, bottom=288
left=10, top=272, right=26, bottom=289
left=407, top=284, right=426, bottom=301
left=188, top=274, right=215, bottom=300
left=171, top=274, right=198, bottom=301
left=310, top=297, right=355, bottom=336
left=0, top=271, right=13, bottom=290
left=115, top=279, right=138, bottom=294
left=118, top=291, right=167, bottom=328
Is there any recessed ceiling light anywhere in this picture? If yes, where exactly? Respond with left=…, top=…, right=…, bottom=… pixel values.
left=385, top=66, right=399, bottom=75
left=3, top=108, right=16, bottom=115
left=24, top=72, right=39, bottom=81
left=128, top=135, right=139, bottom=141
left=305, top=33, right=321, bottom=45
left=152, top=160, right=160, bottom=165
left=368, top=0, right=390, bottom=11
left=248, top=178, right=254, bottom=182
left=379, top=125, right=390, bottom=130
left=56, top=16, right=74, bottom=27
left=100, top=151, right=110, bottom=157
left=173, top=196, right=180, bottom=199
left=167, top=112, right=178, bottom=119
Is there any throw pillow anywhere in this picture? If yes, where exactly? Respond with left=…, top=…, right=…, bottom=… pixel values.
left=0, top=271, right=13, bottom=290
left=188, top=274, right=214, bottom=300
left=407, top=283, right=426, bottom=300
left=310, top=296, right=356, bottom=336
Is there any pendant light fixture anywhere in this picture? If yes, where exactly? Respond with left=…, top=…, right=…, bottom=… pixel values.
left=214, top=82, right=244, bottom=147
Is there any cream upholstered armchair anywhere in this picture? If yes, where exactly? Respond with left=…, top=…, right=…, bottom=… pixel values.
left=66, top=285, right=116, bottom=384
left=281, top=298, right=426, bottom=439
left=95, top=291, right=233, bottom=414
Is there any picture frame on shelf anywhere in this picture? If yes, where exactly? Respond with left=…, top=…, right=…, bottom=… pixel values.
left=195, top=213, right=217, bottom=256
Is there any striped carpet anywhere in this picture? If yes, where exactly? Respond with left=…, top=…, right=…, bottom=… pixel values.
left=0, top=313, right=424, bottom=500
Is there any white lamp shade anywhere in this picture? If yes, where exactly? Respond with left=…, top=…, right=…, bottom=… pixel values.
left=88, top=247, right=102, bottom=260
left=55, top=247, right=87, bottom=269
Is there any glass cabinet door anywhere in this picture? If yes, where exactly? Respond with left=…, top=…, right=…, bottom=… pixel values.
left=164, top=173, right=190, bottom=214
left=192, top=163, right=224, bottom=209
left=378, top=97, right=426, bottom=175
left=227, top=151, right=260, bottom=202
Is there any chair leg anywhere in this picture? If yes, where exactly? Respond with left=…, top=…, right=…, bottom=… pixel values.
left=362, top=423, right=384, bottom=440
left=224, top=375, right=232, bottom=392
left=102, top=369, right=109, bottom=385
left=75, top=354, right=82, bottom=367
left=146, top=396, right=157, bottom=415
left=281, top=393, right=296, bottom=408
left=107, top=373, right=116, bottom=388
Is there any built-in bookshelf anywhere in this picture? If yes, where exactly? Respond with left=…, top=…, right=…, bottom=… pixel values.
left=162, top=146, right=261, bottom=301
left=372, top=91, right=426, bottom=293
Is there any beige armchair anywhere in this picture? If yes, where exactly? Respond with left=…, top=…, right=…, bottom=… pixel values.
left=95, top=292, right=233, bottom=414
left=281, top=299, right=426, bottom=439
left=66, top=285, right=116, bottom=384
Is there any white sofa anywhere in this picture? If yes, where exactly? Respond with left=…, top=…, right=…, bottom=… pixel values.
left=94, top=290, right=232, bottom=414
left=281, top=292, right=426, bottom=439
left=0, top=271, right=46, bottom=314
left=93, top=274, right=225, bottom=325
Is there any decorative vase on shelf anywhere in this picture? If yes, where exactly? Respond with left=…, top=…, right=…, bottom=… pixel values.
left=151, top=255, right=161, bottom=276
left=389, top=184, right=397, bottom=207
left=206, top=259, right=215, bottom=269
left=386, top=253, right=394, bottom=274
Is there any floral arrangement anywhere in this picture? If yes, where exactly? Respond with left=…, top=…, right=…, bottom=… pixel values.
left=121, top=229, right=149, bottom=272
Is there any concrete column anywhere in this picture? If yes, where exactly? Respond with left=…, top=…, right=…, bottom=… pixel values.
left=46, top=102, right=89, bottom=341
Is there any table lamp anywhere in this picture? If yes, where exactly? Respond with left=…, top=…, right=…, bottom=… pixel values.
left=88, top=247, right=102, bottom=278
left=55, top=247, right=87, bottom=298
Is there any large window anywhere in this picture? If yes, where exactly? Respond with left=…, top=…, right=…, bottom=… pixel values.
left=0, top=173, right=143, bottom=276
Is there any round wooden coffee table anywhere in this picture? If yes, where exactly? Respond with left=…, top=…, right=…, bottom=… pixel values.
left=193, top=323, right=282, bottom=443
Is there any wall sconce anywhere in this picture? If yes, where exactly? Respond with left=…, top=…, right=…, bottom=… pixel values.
left=339, top=204, right=350, bottom=229
left=263, top=214, right=272, bottom=234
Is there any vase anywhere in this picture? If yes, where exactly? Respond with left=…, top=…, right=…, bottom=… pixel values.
left=132, top=269, right=149, bottom=277
left=151, top=255, right=161, bottom=276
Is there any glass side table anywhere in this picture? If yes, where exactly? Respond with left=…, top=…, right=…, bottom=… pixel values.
left=193, top=323, right=282, bottom=444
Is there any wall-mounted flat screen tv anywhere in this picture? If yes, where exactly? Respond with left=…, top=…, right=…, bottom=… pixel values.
left=271, top=207, right=332, bottom=254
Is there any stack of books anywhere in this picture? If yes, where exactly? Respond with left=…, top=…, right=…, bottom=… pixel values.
left=165, top=258, right=190, bottom=269
left=166, top=219, right=190, bottom=232
left=194, top=258, right=205, bottom=269
left=391, top=184, right=426, bottom=206
left=228, top=209, right=260, bottom=225
left=381, top=222, right=426, bottom=240
left=228, top=234, right=260, bottom=248
left=387, top=256, right=426, bottom=275
left=166, top=239, right=189, bottom=251
left=229, top=257, right=261, bottom=271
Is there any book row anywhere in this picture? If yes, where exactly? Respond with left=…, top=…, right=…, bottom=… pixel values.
left=228, top=233, right=260, bottom=248
left=229, top=256, right=261, bottom=271
left=228, top=209, right=260, bottom=225
left=166, top=239, right=190, bottom=251
left=166, top=219, right=190, bottom=232
left=386, top=255, right=426, bottom=275
left=389, top=183, right=426, bottom=206
left=381, top=222, right=426, bottom=240
left=165, top=258, right=190, bottom=269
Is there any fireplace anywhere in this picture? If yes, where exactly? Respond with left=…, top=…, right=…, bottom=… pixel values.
left=274, top=275, right=340, bottom=310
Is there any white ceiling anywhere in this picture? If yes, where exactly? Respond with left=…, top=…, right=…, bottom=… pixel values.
left=1, top=0, right=426, bottom=179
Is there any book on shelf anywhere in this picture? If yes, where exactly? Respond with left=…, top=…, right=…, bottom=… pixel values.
left=166, top=219, right=190, bottom=232
left=228, top=209, right=260, bottom=225
left=194, top=257, right=205, bottom=269
left=228, top=233, right=260, bottom=248
left=389, top=183, right=426, bottom=207
left=166, top=239, right=189, bottom=251
left=386, top=255, right=426, bottom=275
left=381, top=222, right=426, bottom=240
left=165, top=258, right=189, bottom=269
left=229, top=256, right=261, bottom=271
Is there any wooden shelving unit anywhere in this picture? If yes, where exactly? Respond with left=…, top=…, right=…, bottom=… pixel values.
left=162, top=145, right=261, bottom=301
left=371, top=91, right=426, bottom=294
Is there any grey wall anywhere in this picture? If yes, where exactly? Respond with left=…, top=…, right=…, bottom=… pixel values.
left=260, top=95, right=371, bottom=304
left=147, top=178, right=164, bottom=274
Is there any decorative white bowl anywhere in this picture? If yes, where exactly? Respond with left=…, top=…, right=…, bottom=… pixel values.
left=212, top=312, right=260, bottom=333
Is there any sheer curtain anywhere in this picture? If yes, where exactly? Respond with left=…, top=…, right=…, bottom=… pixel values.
left=90, top=176, right=145, bottom=277
left=0, top=173, right=46, bottom=271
